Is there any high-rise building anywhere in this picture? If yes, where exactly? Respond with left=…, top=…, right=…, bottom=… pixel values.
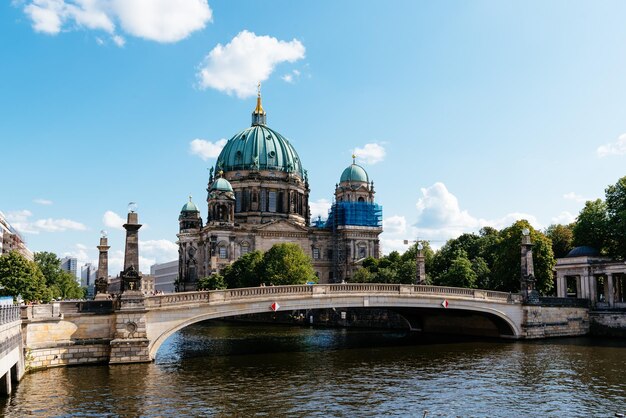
left=81, top=263, right=97, bottom=296
left=150, top=260, right=178, bottom=293
left=60, top=256, right=78, bottom=280
left=0, top=211, right=34, bottom=261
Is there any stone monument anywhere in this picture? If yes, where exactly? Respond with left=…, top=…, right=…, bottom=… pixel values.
left=94, top=231, right=110, bottom=300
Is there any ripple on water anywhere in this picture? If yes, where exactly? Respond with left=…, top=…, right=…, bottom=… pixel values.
left=2, top=323, right=625, bottom=417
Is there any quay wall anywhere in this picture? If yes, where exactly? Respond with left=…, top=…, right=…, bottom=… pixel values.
left=589, top=311, right=626, bottom=338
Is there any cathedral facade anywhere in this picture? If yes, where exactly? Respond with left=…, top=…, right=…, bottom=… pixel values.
left=177, top=93, right=383, bottom=290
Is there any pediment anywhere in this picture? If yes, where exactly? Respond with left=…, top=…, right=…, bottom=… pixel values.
left=254, top=219, right=308, bottom=233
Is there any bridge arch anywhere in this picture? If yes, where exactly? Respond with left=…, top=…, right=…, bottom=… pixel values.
left=144, top=285, right=523, bottom=359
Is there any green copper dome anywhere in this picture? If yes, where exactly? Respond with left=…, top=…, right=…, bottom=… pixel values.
left=214, top=94, right=305, bottom=179
left=210, top=177, right=234, bottom=192
left=181, top=197, right=200, bottom=213
left=340, top=163, right=369, bottom=183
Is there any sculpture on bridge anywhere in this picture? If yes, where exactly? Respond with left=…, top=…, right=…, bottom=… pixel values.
left=520, top=228, right=539, bottom=304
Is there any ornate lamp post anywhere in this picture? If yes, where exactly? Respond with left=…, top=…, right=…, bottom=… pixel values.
left=520, top=228, right=539, bottom=304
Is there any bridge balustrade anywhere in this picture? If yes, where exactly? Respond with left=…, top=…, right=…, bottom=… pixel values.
left=0, top=306, right=20, bottom=325
left=143, top=284, right=516, bottom=308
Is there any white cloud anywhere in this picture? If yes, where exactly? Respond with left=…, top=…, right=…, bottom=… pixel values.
left=33, top=218, right=87, bottom=232
left=412, top=182, right=543, bottom=245
left=197, top=30, right=306, bottom=98
left=281, top=69, right=301, bottom=84
left=4, top=209, right=87, bottom=234
left=309, top=198, right=331, bottom=220
left=103, top=210, right=125, bottom=230
left=551, top=211, right=576, bottom=225
left=33, top=198, right=53, bottom=205
left=111, top=34, right=125, bottom=46
left=21, top=0, right=212, bottom=44
left=353, top=143, right=386, bottom=165
left=383, top=215, right=407, bottom=236
left=597, top=133, right=626, bottom=157
left=563, top=192, right=586, bottom=203
left=190, top=138, right=227, bottom=160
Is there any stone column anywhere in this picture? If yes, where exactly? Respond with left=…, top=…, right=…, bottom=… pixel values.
left=520, top=229, right=538, bottom=303
left=94, top=235, right=110, bottom=300
left=556, top=272, right=566, bottom=297
left=607, top=273, right=615, bottom=307
left=589, top=274, right=597, bottom=306
left=120, top=211, right=142, bottom=296
left=415, top=245, right=426, bottom=285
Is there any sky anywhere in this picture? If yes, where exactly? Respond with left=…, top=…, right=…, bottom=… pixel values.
left=2, top=1, right=626, bottom=276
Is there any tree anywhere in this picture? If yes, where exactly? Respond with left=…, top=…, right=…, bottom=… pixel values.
left=492, top=220, right=555, bottom=295
left=545, top=224, right=574, bottom=259
left=260, top=243, right=315, bottom=285
left=435, top=251, right=477, bottom=288
left=605, top=175, right=626, bottom=259
left=223, top=251, right=263, bottom=288
left=198, top=273, right=226, bottom=290
left=350, top=267, right=375, bottom=283
left=0, top=251, right=51, bottom=302
left=572, top=199, right=609, bottom=252
left=34, top=252, right=84, bottom=299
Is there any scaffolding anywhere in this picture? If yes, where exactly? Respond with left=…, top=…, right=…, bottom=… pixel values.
left=324, top=202, right=383, bottom=283
left=325, top=202, right=383, bottom=228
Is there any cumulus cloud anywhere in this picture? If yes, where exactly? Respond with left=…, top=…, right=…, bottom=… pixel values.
left=197, top=30, right=306, bottom=98
left=551, top=211, right=576, bottom=225
left=597, top=133, right=626, bottom=157
left=353, top=143, right=386, bottom=165
left=309, top=198, right=331, bottom=220
left=33, top=218, right=87, bottom=232
left=21, top=0, right=212, bottom=44
left=413, top=182, right=543, bottom=244
left=383, top=215, right=407, bottom=236
left=4, top=209, right=86, bottom=234
left=102, top=210, right=125, bottom=230
left=33, top=198, right=53, bottom=205
left=190, top=138, right=227, bottom=160
left=563, top=192, right=586, bottom=203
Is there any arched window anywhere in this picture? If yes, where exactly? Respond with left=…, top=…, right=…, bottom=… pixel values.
left=217, top=242, right=228, bottom=259
left=240, top=242, right=250, bottom=256
left=358, top=196, right=365, bottom=203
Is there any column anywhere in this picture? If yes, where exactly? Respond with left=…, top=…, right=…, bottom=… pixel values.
left=556, top=272, right=565, bottom=297
left=576, top=275, right=582, bottom=298
left=607, top=273, right=614, bottom=307
left=589, top=275, right=597, bottom=305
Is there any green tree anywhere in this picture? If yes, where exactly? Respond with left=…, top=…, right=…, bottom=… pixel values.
left=198, top=273, right=226, bottom=290
left=572, top=199, right=609, bottom=252
left=350, top=267, right=375, bottom=283
left=492, top=220, right=555, bottom=294
left=0, top=251, right=52, bottom=302
left=260, top=243, right=315, bottom=285
left=223, top=251, right=264, bottom=288
left=545, top=224, right=574, bottom=258
left=34, top=252, right=84, bottom=299
left=605, top=175, right=626, bottom=259
left=433, top=250, right=477, bottom=288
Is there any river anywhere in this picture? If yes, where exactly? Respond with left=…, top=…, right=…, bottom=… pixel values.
left=2, top=321, right=625, bottom=417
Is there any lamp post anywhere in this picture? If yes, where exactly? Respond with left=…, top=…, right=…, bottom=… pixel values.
left=404, top=239, right=426, bottom=285
left=520, top=228, right=539, bottom=304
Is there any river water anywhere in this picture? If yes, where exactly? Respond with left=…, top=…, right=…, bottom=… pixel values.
left=2, top=321, right=625, bottom=417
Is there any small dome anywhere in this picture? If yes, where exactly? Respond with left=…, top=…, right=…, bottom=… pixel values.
left=565, top=246, right=600, bottom=258
left=210, top=177, right=233, bottom=192
left=181, top=196, right=200, bottom=213
left=340, top=163, right=369, bottom=183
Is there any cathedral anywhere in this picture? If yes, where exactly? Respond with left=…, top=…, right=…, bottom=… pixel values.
left=176, top=91, right=383, bottom=290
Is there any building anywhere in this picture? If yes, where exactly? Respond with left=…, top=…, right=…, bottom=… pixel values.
left=150, top=260, right=178, bottom=293
left=177, top=92, right=383, bottom=290
left=554, top=246, right=626, bottom=308
left=81, top=263, right=97, bottom=297
left=0, top=211, right=33, bottom=261
left=60, top=256, right=78, bottom=280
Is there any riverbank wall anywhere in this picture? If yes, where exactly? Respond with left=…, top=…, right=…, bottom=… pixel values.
left=589, top=310, right=626, bottom=338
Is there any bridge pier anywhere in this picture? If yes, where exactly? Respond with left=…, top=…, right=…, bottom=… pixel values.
left=110, top=294, right=151, bottom=364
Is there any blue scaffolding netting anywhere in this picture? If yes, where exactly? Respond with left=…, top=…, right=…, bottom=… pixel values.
left=324, top=202, right=383, bottom=228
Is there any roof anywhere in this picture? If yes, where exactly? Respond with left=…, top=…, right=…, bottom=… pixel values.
left=340, top=163, right=369, bottom=183
left=210, top=177, right=234, bottom=192
left=215, top=124, right=305, bottom=179
left=180, top=197, right=200, bottom=213
left=565, top=246, right=600, bottom=258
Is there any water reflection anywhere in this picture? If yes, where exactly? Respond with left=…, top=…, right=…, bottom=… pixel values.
left=2, top=321, right=625, bottom=417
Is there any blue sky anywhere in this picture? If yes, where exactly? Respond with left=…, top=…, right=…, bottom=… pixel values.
left=2, top=1, right=626, bottom=275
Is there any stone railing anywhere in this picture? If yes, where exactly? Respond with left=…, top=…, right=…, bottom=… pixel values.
left=0, top=305, right=20, bottom=325
left=144, top=284, right=516, bottom=308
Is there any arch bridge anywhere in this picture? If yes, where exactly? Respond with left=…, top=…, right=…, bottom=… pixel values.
left=138, top=284, right=524, bottom=360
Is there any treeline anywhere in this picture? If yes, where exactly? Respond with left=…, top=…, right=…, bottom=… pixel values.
left=0, top=251, right=85, bottom=303
left=352, top=175, right=626, bottom=295
left=197, top=242, right=316, bottom=290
